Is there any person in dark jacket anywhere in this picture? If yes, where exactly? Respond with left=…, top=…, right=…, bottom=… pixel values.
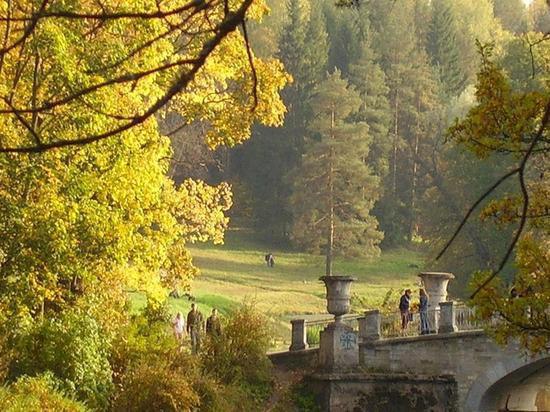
left=419, top=289, right=430, bottom=334
left=206, top=308, right=222, bottom=337
left=399, top=289, right=412, bottom=331
left=186, top=303, right=204, bottom=354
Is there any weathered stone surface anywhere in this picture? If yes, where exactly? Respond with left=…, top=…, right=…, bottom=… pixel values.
left=359, top=310, right=381, bottom=342
left=307, top=372, right=458, bottom=412
left=320, top=275, right=356, bottom=320
left=289, top=319, right=308, bottom=352
left=318, top=322, right=359, bottom=371
left=268, top=347, right=318, bottom=370
left=438, top=301, right=458, bottom=334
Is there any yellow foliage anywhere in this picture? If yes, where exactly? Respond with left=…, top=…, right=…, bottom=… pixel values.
left=0, top=0, right=288, bottom=329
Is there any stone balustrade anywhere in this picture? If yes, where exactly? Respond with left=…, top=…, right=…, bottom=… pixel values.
left=289, top=319, right=308, bottom=351
left=357, top=301, right=473, bottom=341
left=289, top=302, right=477, bottom=351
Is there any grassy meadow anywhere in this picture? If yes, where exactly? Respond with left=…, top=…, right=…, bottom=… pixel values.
left=130, top=229, right=424, bottom=349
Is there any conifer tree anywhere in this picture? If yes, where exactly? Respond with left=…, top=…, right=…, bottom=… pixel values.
left=291, top=71, right=382, bottom=275
left=324, top=2, right=362, bottom=75
left=428, top=0, right=467, bottom=97
left=278, top=0, right=309, bottom=130
left=349, top=40, right=391, bottom=178
left=370, top=0, right=419, bottom=246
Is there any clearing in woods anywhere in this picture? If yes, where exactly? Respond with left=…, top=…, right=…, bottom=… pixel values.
left=130, top=229, right=422, bottom=349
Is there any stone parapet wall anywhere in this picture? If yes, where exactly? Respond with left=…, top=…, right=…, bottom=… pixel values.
left=360, top=330, right=503, bottom=409
left=268, top=348, right=319, bottom=370
left=307, top=372, right=458, bottom=412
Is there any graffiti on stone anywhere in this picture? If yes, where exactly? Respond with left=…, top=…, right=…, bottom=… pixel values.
left=340, top=331, right=357, bottom=350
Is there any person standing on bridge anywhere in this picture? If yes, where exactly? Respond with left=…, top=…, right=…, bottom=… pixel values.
left=187, top=303, right=204, bottom=354
left=399, top=289, right=412, bottom=332
left=419, top=289, right=430, bottom=334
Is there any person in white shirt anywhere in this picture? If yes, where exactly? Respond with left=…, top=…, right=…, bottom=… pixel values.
left=172, top=312, right=185, bottom=344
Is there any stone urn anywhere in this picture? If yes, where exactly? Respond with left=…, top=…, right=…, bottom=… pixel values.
left=418, top=272, right=454, bottom=333
left=418, top=272, right=455, bottom=308
left=319, top=275, right=356, bottom=323
left=318, top=275, right=359, bottom=371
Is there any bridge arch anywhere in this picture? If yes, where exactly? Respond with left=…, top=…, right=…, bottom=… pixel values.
left=464, top=354, right=550, bottom=412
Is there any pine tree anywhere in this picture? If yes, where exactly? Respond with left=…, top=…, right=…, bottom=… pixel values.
left=290, top=71, right=383, bottom=275
left=278, top=0, right=329, bottom=130
left=301, top=3, right=329, bottom=122
left=428, top=0, right=467, bottom=97
left=349, top=40, right=391, bottom=178
left=370, top=0, right=419, bottom=246
left=278, top=0, right=309, bottom=130
left=324, top=2, right=362, bottom=75
left=368, top=0, right=442, bottom=245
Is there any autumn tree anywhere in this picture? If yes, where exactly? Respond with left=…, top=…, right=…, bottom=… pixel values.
left=443, top=42, right=550, bottom=354
left=290, top=71, right=382, bottom=275
left=0, top=0, right=288, bottom=334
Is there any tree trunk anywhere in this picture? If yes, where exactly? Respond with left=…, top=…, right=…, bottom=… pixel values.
left=409, top=96, right=420, bottom=241
left=392, top=92, right=399, bottom=195
left=325, top=107, right=335, bottom=276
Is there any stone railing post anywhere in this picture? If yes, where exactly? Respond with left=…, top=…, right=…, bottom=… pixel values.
left=359, top=310, right=381, bottom=341
left=289, top=319, right=308, bottom=351
left=438, top=301, right=458, bottom=334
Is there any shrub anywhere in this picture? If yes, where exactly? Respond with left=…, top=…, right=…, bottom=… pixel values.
left=110, top=313, right=177, bottom=385
left=0, top=373, right=88, bottom=412
left=9, top=309, right=113, bottom=410
left=291, top=383, right=320, bottom=412
left=201, top=302, right=272, bottom=403
left=143, top=298, right=171, bottom=324
left=112, top=352, right=200, bottom=412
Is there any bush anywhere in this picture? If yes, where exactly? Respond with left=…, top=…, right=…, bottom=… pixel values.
left=143, top=298, right=171, bottom=324
left=0, top=373, right=88, bottom=412
left=110, top=313, right=177, bottom=385
left=112, top=352, right=200, bottom=412
left=201, top=302, right=272, bottom=403
left=9, top=309, right=113, bottom=410
left=291, top=383, right=320, bottom=412
left=112, top=313, right=263, bottom=412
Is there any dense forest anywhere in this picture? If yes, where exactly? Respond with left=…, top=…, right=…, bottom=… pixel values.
left=169, top=0, right=549, bottom=292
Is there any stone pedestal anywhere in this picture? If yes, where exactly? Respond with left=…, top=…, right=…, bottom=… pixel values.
left=419, top=272, right=454, bottom=333
left=318, top=322, right=359, bottom=371
left=438, top=301, right=458, bottom=334
left=359, top=310, right=381, bottom=342
left=289, top=319, right=308, bottom=351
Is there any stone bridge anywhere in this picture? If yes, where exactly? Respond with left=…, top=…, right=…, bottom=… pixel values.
left=269, top=273, right=549, bottom=412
